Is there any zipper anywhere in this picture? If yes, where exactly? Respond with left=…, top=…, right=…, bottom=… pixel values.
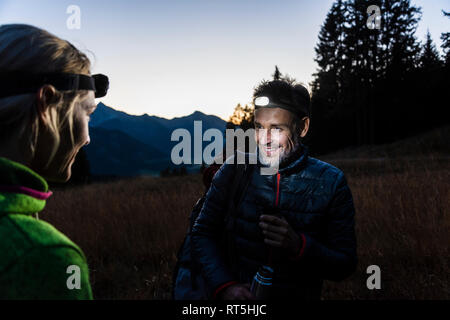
left=274, top=172, right=281, bottom=207
left=267, top=171, right=281, bottom=267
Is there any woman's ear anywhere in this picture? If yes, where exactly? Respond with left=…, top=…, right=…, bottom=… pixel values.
left=35, top=85, right=57, bottom=126
left=300, top=117, right=310, bottom=138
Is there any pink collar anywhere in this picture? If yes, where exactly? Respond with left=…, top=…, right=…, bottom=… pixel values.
left=0, top=185, right=53, bottom=200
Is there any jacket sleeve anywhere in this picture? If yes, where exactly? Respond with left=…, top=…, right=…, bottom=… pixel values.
left=191, top=161, right=237, bottom=297
left=297, top=171, right=357, bottom=281
left=0, top=246, right=93, bottom=299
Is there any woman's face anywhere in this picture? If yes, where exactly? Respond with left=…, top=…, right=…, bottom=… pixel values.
left=32, top=91, right=96, bottom=182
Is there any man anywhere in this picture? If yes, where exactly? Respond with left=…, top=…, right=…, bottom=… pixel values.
left=191, top=76, right=357, bottom=300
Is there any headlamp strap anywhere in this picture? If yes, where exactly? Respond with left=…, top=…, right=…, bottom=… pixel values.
left=0, top=71, right=109, bottom=98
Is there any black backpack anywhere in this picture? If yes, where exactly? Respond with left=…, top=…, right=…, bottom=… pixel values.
left=172, top=161, right=254, bottom=300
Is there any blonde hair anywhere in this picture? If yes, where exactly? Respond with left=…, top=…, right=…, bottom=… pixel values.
left=0, top=24, right=91, bottom=167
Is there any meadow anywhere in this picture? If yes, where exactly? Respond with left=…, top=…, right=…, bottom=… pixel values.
left=43, top=152, right=449, bottom=300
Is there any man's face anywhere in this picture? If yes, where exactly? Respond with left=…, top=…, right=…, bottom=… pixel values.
left=254, top=107, right=301, bottom=167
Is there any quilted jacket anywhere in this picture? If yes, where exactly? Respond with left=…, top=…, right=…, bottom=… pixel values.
left=191, top=146, right=357, bottom=300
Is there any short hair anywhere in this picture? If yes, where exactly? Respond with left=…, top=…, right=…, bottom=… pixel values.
left=253, top=78, right=311, bottom=119
left=0, top=24, right=91, bottom=167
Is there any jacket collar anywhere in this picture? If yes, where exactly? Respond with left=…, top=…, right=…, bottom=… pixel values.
left=254, top=144, right=309, bottom=175
left=0, top=157, right=52, bottom=215
left=278, top=144, right=309, bottom=174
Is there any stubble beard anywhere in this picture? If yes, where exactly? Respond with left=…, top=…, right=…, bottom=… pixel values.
left=258, top=134, right=301, bottom=169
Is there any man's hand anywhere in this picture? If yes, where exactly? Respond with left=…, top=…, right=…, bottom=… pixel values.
left=259, top=215, right=301, bottom=255
left=219, top=283, right=255, bottom=300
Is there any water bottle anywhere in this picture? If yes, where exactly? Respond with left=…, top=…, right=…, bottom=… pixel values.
left=250, top=265, right=274, bottom=299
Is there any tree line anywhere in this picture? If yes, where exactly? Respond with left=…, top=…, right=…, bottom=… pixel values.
left=310, top=0, right=449, bottom=154
left=229, top=0, right=449, bottom=156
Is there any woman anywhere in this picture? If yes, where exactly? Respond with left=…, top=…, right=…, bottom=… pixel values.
left=0, top=24, right=108, bottom=299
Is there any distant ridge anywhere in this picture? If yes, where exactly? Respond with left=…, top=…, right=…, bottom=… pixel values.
left=84, top=103, right=227, bottom=176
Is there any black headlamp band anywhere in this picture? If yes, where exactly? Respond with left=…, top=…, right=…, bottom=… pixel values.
left=0, top=72, right=109, bottom=99
left=254, top=101, right=300, bottom=114
left=254, top=96, right=309, bottom=118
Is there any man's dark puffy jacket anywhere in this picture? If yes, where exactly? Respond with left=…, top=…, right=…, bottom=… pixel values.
left=191, top=146, right=357, bottom=300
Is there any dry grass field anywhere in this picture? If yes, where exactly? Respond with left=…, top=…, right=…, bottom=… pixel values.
left=43, top=153, right=450, bottom=300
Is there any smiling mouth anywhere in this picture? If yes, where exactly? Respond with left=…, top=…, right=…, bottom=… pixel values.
left=262, top=145, right=280, bottom=156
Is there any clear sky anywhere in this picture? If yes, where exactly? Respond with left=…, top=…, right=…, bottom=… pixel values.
left=1, top=0, right=449, bottom=120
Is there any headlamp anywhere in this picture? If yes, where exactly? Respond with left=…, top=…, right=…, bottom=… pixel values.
left=0, top=71, right=109, bottom=99
left=254, top=95, right=300, bottom=115
left=254, top=94, right=310, bottom=118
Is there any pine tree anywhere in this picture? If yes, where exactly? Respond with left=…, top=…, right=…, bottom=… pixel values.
left=344, top=0, right=381, bottom=145
left=441, top=11, right=450, bottom=65
left=272, top=65, right=281, bottom=80
left=419, top=30, right=443, bottom=70
left=311, top=0, right=422, bottom=151
left=379, top=0, right=421, bottom=79
left=311, top=0, right=347, bottom=105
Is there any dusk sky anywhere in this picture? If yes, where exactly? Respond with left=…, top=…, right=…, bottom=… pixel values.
left=1, top=0, right=449, bottom=120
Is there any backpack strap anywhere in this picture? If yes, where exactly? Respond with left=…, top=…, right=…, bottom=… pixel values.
left=189, top=196, right=207, bottom=234
left=224, top=156, right=255, bottom=275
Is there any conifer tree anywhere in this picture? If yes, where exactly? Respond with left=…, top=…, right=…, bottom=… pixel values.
left=419, top=30, right=443, bottom=70
left=440, top=11, right=450, bottom=65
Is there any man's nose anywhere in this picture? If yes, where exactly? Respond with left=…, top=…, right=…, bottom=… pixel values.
left=259, top=129, right=271, bottom=145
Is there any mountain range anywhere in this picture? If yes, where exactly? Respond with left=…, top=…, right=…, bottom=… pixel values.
left=84, top=103, right=227, bottom=176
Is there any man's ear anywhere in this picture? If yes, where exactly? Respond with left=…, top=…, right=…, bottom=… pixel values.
left=300, top=117, right=310, bottom=138
left=35, top=85, right=57, bottom=126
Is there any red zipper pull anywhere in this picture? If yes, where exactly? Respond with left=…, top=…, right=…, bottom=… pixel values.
left=275, top=172, right=281, bottom=207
